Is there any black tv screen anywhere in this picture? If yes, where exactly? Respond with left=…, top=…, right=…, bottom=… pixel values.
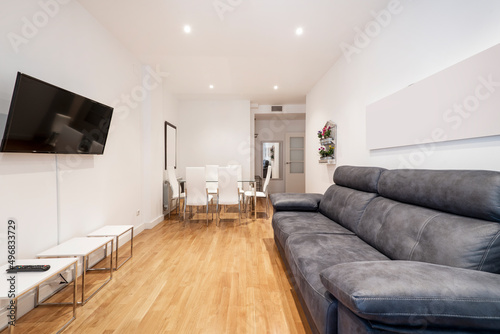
left=0, top=72, right=113, bottom=154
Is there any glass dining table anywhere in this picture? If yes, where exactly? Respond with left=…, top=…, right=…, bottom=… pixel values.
left=178, top=179, right=258, bottom=219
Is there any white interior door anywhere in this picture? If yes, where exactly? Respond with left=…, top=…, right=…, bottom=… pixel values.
left=285, top=132, right=305, bottom=193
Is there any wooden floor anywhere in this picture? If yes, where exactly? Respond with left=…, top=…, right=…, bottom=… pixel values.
left=5, top=204, right=311, bottom=334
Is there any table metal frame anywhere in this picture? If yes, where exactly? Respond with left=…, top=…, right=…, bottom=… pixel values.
left=37, top=237, right=113, bottom=305
left=1, top=259, right=77, bottom=334
left=87, top=225, right=133, bottom=270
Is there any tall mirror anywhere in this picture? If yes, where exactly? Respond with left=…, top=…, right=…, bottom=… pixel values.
left=262, top=141, right=282, bottom=180
left=165, top=122, right=177, bottom=169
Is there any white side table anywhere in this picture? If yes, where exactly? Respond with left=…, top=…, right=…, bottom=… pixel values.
left=88, top=225, right=134, bottom=270
left=37, top=237, right=113, bottom=305
left=0, top=258, right=78, bottom=334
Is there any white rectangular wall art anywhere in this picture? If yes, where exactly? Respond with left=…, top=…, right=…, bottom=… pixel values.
left=366, top=43, right=500, bottom=150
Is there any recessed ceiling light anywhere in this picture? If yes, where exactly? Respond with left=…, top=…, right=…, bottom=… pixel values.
left=209, top=85, right=214, bottom=89
left=183, top=25, right=191, bottom=34
left=296, top=27, right=304, bottom=36
left=273, top=85, right=279, bottom=90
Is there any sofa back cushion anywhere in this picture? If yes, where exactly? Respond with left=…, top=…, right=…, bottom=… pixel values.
left=356, top=168, right=500, bottom=273
left=357, top=197, right=500, bottom=273
left=333, top=165, right=385, bottom=193
left=319, top=186, right=377, bottom=233
left=377, top=169, right=500, bottom=222
left=318, top=166, right=385, bottom=232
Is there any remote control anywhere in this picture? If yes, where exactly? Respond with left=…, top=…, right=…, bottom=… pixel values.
left=6, top=265, right=51, bottom=273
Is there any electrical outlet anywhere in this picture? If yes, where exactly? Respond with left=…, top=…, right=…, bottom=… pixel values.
left=136, top=210, right=140, bottom=216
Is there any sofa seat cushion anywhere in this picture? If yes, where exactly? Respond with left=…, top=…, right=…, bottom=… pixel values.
left=320, top=261, right=500, bottom=331
left=272, top=211, right=354, bottom=251
left=285, top=234, right=389, bottom=334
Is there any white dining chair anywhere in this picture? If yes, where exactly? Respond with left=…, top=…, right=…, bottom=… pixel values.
left=228, top=164, right=245, bottom=207
left=184, top=167, right=213, bottom=225
left=245, top=164, right=272, bottom=218
left=217, top=166, right=241, bottom=226
left=205, top=165, right=219, bottom=196
left=167, top=165, right=185, bottom=218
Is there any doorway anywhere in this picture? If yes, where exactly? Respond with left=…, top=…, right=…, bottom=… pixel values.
left=253, top=112, right=305, bottom=194
left=285, top=132, right=305, bottom=193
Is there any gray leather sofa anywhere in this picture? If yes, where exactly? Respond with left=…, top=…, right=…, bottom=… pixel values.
left=270, top=166, right=500, bottom=334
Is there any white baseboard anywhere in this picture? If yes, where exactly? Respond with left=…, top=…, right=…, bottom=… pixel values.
left=134, top=223, right=146, bottom=235
left=145, top=215, right=165, bottom=230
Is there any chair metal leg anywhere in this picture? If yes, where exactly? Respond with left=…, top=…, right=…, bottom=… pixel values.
left=244, top=196, right=249, bottom=216
left=206, top=203, right=209, bottom=226
left=266, top=196, right=269, bottom=218
left=238, top=202, right=241, bottom=224
left=183, top=202, right=186, bottom=222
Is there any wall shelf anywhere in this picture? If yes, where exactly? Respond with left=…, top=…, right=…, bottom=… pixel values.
left=320, top=138, right=334, bottom=145
left=318, top=121, right=337, bottom=164
left=319, top=157, right=336, bottom=164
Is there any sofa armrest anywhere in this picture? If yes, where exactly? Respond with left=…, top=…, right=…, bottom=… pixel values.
left=270, top=193, right=323, bottom=212
left=320, top=261, right=500, bottom=331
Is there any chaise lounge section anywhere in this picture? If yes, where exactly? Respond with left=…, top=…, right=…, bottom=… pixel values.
left=270, top=166, right=500, bottom=334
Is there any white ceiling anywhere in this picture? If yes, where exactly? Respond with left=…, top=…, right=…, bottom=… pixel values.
left=78, top=0, right=390, bottom=104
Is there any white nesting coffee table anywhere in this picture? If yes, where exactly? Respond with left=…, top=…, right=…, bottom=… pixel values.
left=87, top=225, right=133, bottom=270
left=37, top=237, right=113, bottom=305
left=0, top=258, right=78, bottom=334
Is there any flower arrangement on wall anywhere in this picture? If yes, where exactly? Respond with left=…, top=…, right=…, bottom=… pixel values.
left=317, top=125, right=332, bottom=139
left=317, top=121, right=336, bottom=163
left=318, top=145, right=334, bottom=158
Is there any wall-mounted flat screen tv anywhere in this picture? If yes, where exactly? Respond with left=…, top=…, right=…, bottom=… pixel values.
left=0, top=72, right=113, bottom=154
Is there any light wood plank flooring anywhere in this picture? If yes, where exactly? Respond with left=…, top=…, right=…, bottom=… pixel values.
left=5, top=205, right=311, bottom=334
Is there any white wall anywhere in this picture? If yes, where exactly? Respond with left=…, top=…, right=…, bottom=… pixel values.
left=254, top=118, right=305, bottom=193
left=163, top=83, right=179, bottom=176
left=306, top=0, right=500, bottom=193
left=0, top=1, right=170, bottom=262
left=177, top=100, right=252, bottom=182
left=140, top=65, right=180, bottom=229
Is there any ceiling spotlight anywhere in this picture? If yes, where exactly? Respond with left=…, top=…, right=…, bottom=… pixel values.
left=273, top=85, right=279, bottom=90
left=183, top=25, right=191, bottom=33
left=296, top=27, right=304, bottom=36
left=209, top=85, right=214, bottom=89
